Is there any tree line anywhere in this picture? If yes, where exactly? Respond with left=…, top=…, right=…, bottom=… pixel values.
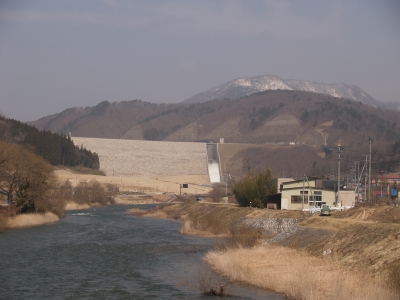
left=0, top=141, right=114, bottom=218
left=0, top=116, right=99, bottom=169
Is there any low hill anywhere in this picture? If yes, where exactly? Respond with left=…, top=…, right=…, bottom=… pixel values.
left=30, top=100, right=171, bottom=139
left=29, top=90, right=400, bottom=178
left=0, top=116, right=99, bottom=169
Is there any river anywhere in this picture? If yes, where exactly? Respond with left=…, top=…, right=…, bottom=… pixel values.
left=0, top=205, right=284, bottom=299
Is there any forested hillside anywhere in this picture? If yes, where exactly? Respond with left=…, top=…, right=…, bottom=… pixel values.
left=0, top=116, right=99, bottom=169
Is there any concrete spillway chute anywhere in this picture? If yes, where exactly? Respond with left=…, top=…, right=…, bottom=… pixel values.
left=206, top=143, right=221, bottom=183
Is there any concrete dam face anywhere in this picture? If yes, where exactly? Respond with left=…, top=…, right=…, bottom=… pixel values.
left=206, top=143, right=221, bottom=183
left=71, top=137, right=222, bottom=184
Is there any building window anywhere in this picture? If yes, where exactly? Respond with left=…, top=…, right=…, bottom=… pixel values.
left=310, top=191, right=323, bottom=207
left=291, top=195, right=308, bottom=204
left=312, top=191, right=322, bottom=202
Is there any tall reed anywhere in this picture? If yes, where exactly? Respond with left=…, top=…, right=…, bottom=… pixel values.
left=8, top=212, right=59, bottom=228
left=205, top=245, right=399, bottom=300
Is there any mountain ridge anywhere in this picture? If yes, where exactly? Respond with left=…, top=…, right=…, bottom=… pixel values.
left=29, top=89, right=400, bottom=148
left=183, top=75, right=398, bottom=110
left=25, top=88, right=400, bottom=178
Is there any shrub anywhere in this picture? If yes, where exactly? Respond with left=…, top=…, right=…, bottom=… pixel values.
left=215, top=223, right=263, bottom=250
left=63, top=179, right=112, bottom=206
left=180, top=265, right=230, bottom=297
left=209, top=183, right=226, bottom=202
left=232, top=168, right=276, bottom=207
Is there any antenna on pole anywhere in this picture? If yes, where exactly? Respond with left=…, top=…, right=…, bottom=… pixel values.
left=365, top=155, right=368, bottom=201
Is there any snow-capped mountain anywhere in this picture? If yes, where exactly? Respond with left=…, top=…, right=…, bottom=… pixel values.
left=183, top=75, right=386, bottom=108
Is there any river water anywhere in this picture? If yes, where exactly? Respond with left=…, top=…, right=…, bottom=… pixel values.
left=0, top=205, right=284, bottom=299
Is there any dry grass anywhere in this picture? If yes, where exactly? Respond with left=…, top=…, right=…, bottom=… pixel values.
left=211, top=224, right=266, bottom=250
left=387, top=258, right=400, bottom=292
left=305, top=219, right=400, bottom=277
left=160, top=202, right=400, bottom=298
left=8, top=212, right=59, bottom=228
left=55, top=168, right=211, bottom=195
left=180, top=219, right=193, bottom=234
left=179, top=217, right=228, bottom=238
left=180, top=202, right=250, bottom=236
left=126, top=207, right=147, bottom=215
left=174, top=202, right=268, bottom=242
left=0, top=207, right=14, bottom=232
left=205, top=245, right=399, bottom=300
left=149, top=200, right=252, bottom=237
left=334, top=205, right=400, bottom=224
left=0, top=214, right=8, bottom=232
left=64, top=201, right=91, bottom=210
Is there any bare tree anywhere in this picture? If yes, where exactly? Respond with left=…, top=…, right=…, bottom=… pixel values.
left=0, top=141, right=58, bottom=214
left=209, top=183, right=226, bottom=202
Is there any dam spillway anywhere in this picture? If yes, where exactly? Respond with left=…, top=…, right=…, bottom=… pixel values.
left=206, top=143, right=221, bottom=183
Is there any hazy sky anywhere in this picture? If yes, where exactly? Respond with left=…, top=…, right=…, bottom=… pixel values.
left=1, top=0, right=399, bottom=122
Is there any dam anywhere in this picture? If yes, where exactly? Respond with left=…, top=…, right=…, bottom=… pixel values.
left=71, top=137, right=221, bottom=183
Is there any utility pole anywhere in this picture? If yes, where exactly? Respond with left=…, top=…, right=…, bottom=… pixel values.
left=224, top=172, right=230, bottom=195
left=302, top=174, right=305, bottom=210
left=356, top=161, right=359, bottom=203
left=306, top=177, right=316, bottom=207
left=365, top=155, right=368, bottom=201
left=369, top=139, right=372, bottom=204
left=354, top=162, right=357, bottom=189
left=336, top=146, right=343, bottom=207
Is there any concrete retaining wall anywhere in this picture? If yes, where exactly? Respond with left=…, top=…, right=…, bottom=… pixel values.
left=243, top=217, right=304, bottom=244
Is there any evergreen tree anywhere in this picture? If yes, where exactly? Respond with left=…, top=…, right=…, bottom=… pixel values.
left=0, top=116, right=100, bottom=169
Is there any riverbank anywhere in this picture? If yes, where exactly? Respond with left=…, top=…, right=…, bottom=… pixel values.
left=205, top=245, right=396, bottom=300
left=114, top=193, right=172, bottom=205
left=0, top=209, right=57, bottom=231
left=0, top=209, right=56, bottom=232
left=7, top=212, right=59, bottom=228
left=0, top=201, right=103, bottom=232
left=136, top=200, right=400, bottom=300
left=0, top=192, right=170, bottom=233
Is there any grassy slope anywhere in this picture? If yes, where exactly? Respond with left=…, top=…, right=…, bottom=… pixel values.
left=156, top=201, right=400, bottom=284
left=129, top=200, right=400, bottom=298
left=303, top=206, right=400, bottom=276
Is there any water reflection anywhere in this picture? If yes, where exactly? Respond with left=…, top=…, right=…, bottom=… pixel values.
left=0, top=205, right=284, bottom=299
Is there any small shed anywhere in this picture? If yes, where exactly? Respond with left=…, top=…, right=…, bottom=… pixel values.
left=264, top=193, right=282, bottom=209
